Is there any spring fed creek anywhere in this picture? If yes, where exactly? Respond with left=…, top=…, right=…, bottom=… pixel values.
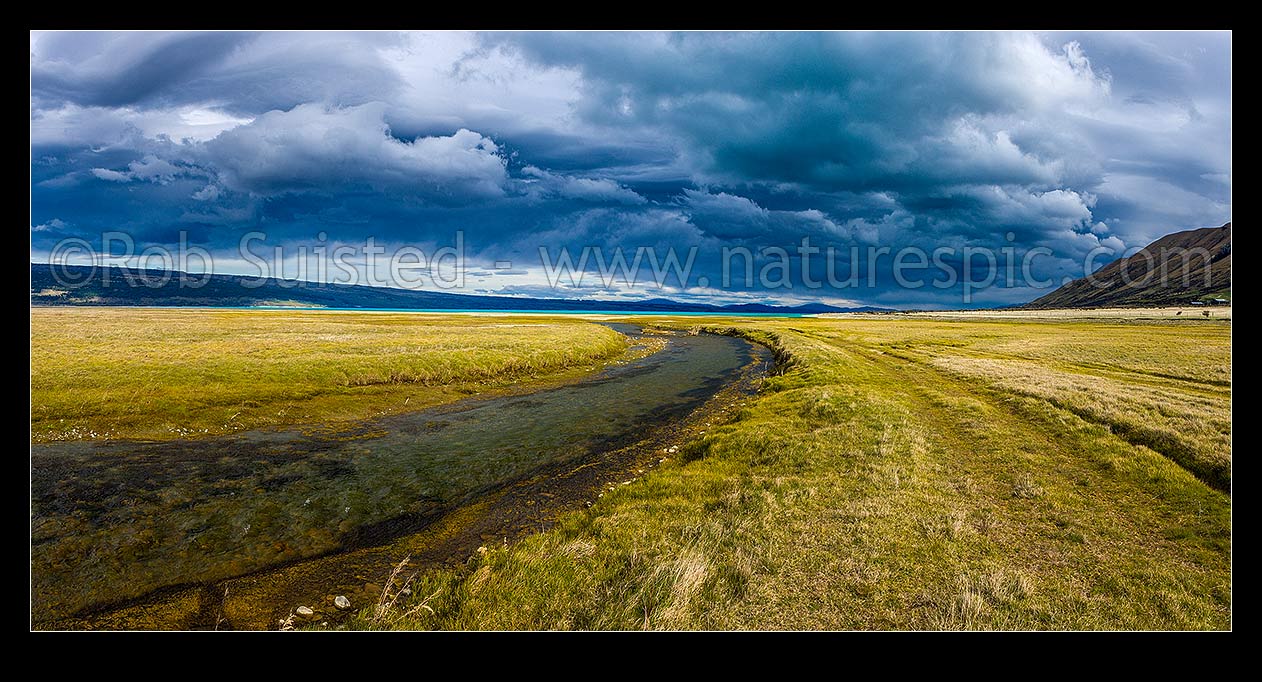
left=31, top=324, right=773, bottom=629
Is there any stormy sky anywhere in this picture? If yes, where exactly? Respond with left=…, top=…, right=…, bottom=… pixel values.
left=30, top=31, right=1231, bottom=308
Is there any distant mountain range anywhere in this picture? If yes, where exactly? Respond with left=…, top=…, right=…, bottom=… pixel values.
left=1024, top=223, right=1231, bottom=309
left=30, top=264, right=886, bottom=315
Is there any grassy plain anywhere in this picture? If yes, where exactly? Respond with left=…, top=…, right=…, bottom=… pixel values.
left=862, top=306, right=1232, bottom=321
left=353, top=314, right=1231, bottom=630
left=29, top=307, right=1231, bottom=629
left=30, top=308, right=629, bottom=443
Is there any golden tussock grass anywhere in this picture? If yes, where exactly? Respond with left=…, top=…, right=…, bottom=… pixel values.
left=30, top=307, right=629, bottom=443
left=355, top=313, right=1229, bottom=631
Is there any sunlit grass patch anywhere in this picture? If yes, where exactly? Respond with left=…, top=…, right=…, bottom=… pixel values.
left=353, top=313, right=1229, bottom=631
left=30, top=308, right=629, bottom=442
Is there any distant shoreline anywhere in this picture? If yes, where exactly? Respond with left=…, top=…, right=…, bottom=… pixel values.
left=27, top=304, right=811, bottom=318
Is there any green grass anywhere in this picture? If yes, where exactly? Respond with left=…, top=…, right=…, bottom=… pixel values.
left=30, top=308, right=630, bottom=443
left=29, top=309, right=1230, bottom=629
left=348, top=315, right=1230, bottom=630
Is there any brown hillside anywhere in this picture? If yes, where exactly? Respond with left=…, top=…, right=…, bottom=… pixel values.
left=1025, top=223, right=1231, bottom=309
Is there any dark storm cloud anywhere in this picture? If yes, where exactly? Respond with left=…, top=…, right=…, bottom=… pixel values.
left=496, top=130, right=675, bottom=175
left=482, top=32, right=1105, bottom=187
left=204, top=104, right=510, bottom=200
left=31, top=32, right=254, bottom=108
left=31, top=31, right=404, bottom=115
left=30, top=31, right=1231, bottom=308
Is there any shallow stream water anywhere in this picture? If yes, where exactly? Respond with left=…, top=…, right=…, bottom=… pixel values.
left=31, top=326, right=765, bottom=624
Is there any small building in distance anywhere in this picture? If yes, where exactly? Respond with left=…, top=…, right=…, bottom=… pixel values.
left=1211, top=298, right=1229, bottom=304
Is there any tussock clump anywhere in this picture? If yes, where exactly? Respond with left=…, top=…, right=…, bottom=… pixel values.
left=930, top=568, right=1034, bottom=630
left=1011, top=475, right=1045, bottom=499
